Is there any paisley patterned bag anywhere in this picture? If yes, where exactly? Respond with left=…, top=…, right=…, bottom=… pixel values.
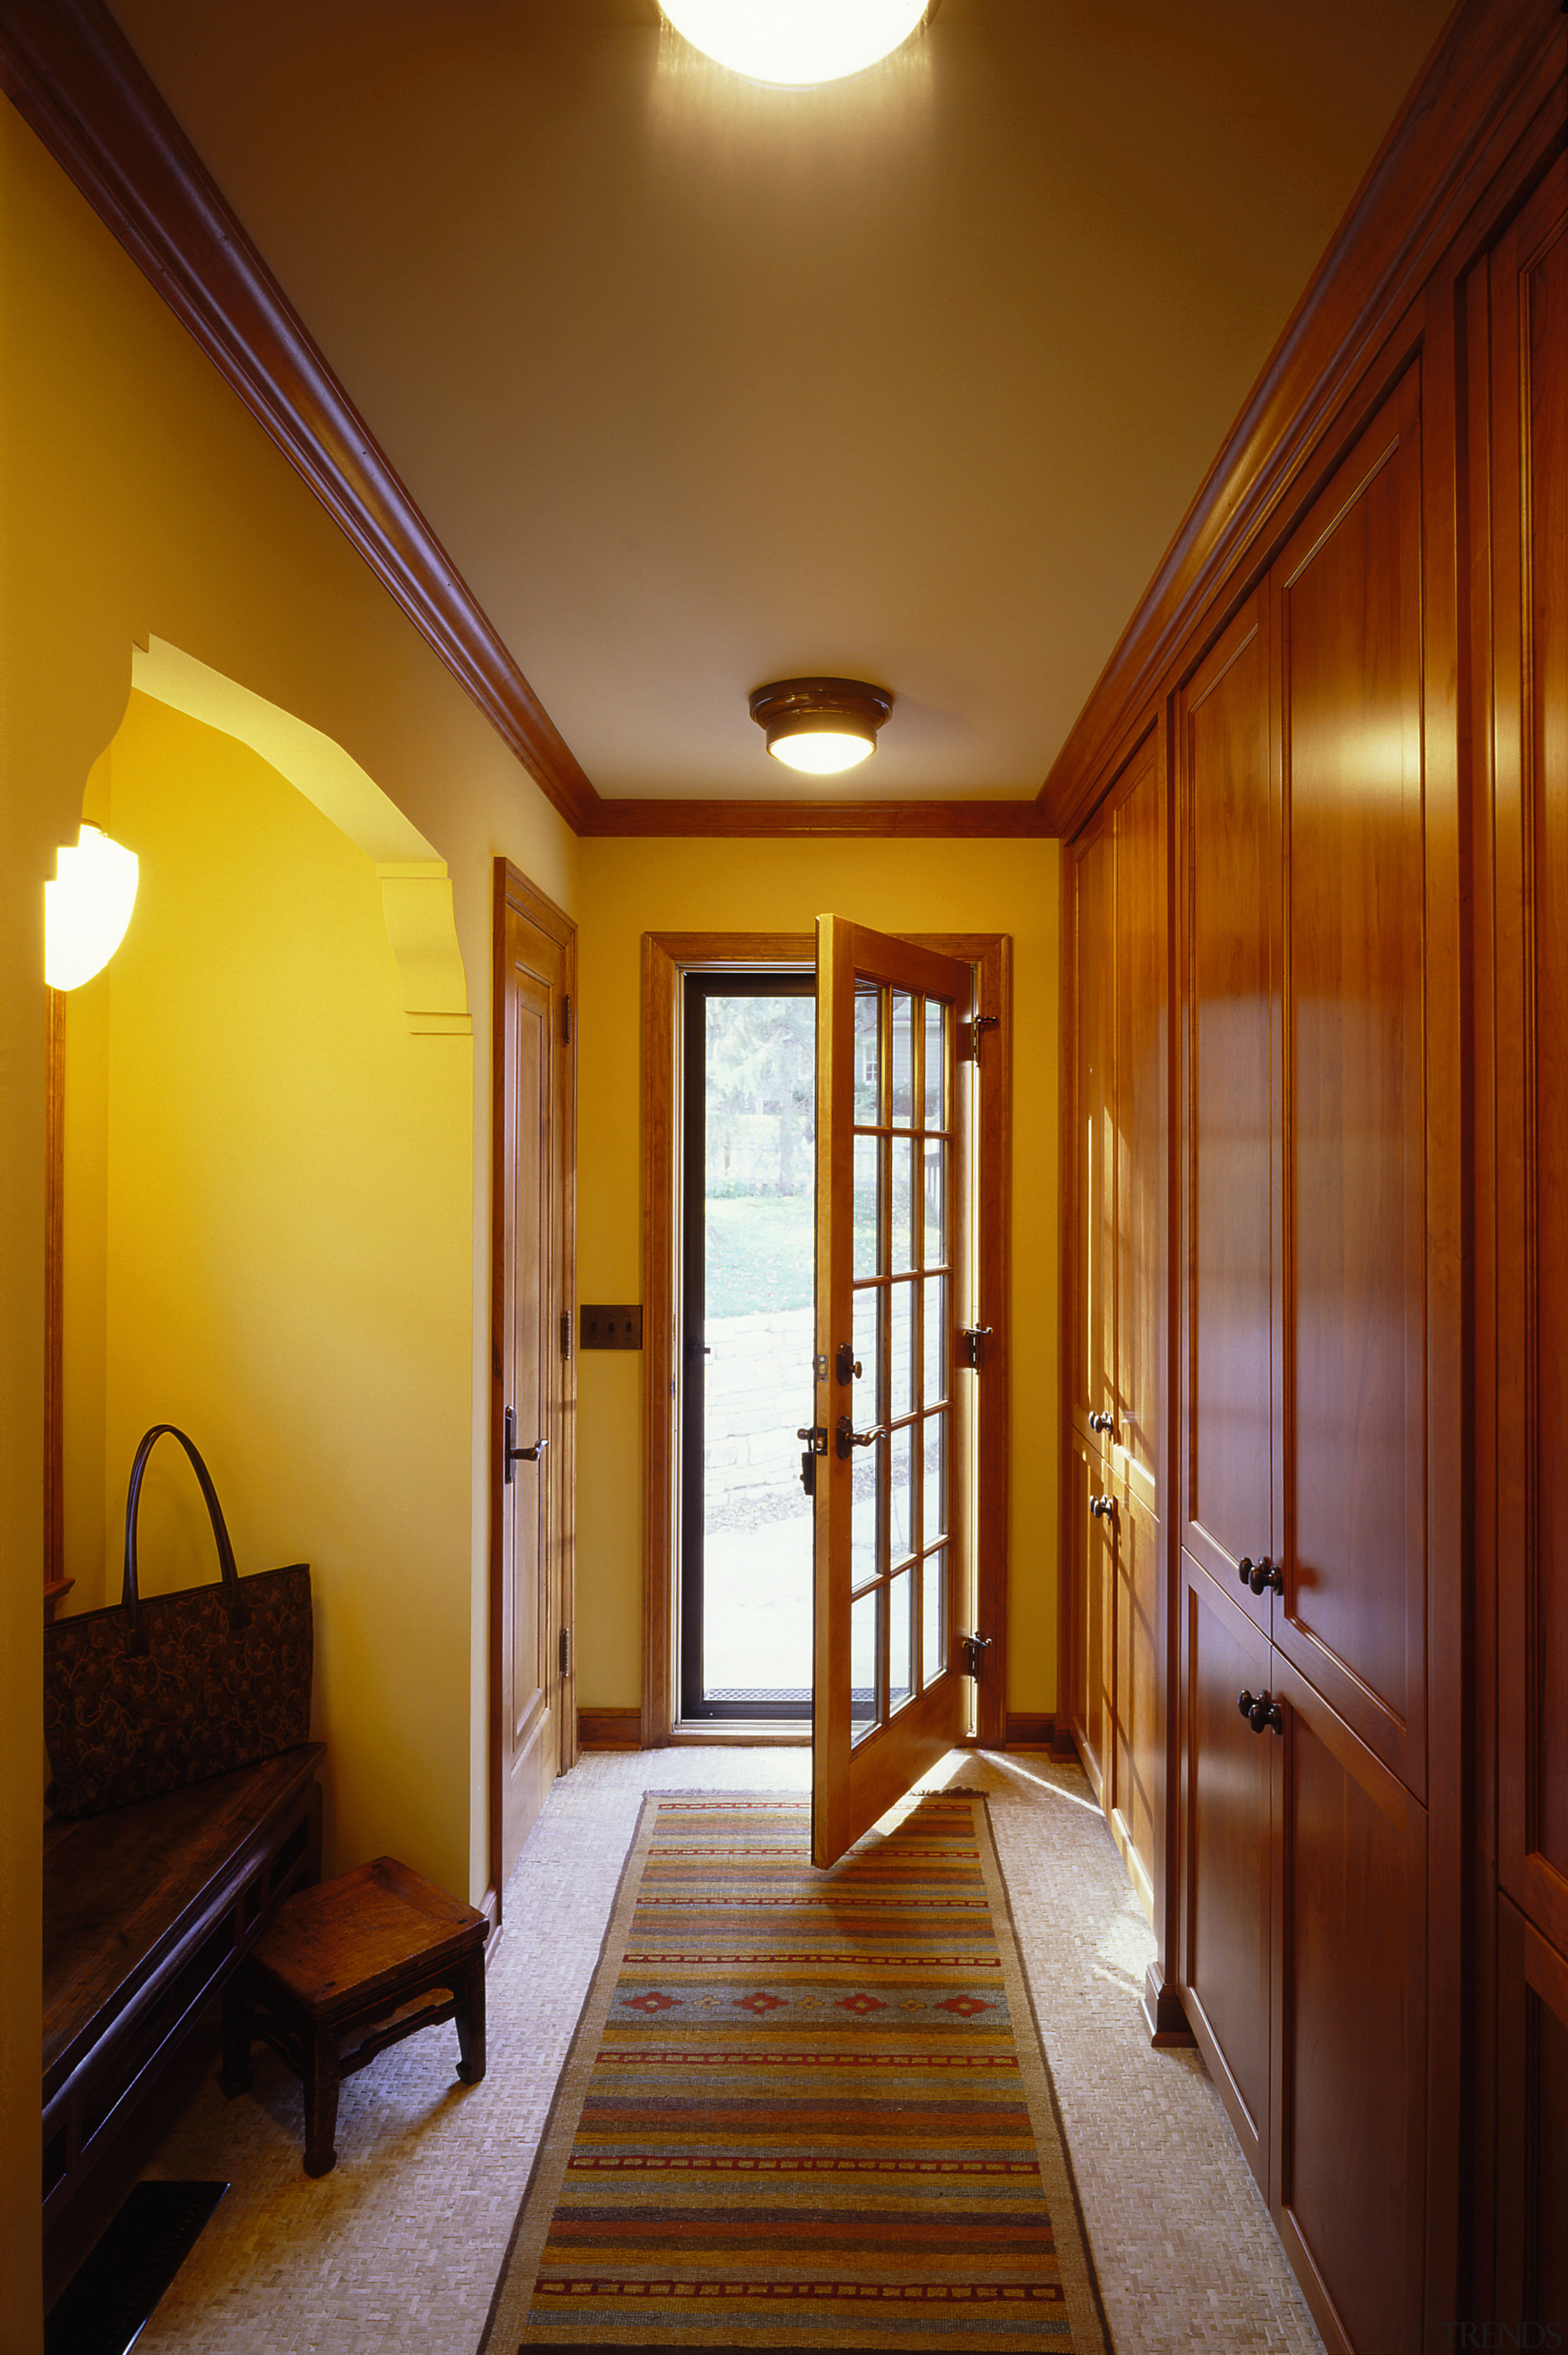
left=45, top=1425, right=313, bottom=1817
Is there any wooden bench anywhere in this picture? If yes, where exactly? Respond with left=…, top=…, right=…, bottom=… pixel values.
left=223, top=1856, right=487, bottom=2176
left=43, top=1743, right=325, bottom=2307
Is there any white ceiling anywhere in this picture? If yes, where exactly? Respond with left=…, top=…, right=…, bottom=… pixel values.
left=110, top=0, right=1452, bottom=802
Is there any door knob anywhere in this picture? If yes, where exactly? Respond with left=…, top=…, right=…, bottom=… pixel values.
left=1238, top=1689, right=1284, bottom=1735
left=1089, top=1411, right=1114, bottom=1434
left=1089, top=1494, right=1115, bottom=1521
left=1248, top=1556, right=1283, bottom=1597
left=836, top=1415, right=886, bottom=1460
left=503, top=1407, right=548, bottom=1482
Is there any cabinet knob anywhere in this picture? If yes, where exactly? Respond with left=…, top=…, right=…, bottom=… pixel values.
left=1238, top=1558, right=1254, bottom=1586
left=1238, top=1690, right=1285, bottom=1735
left=1248, top=1556, right=1283, bottom=1597
left=1089, top=1494, right=1115, bottom=1521
left=1088, top=1411, right=1114, bottom=1434
left=1237, top=1687, right=1258, bottom=1720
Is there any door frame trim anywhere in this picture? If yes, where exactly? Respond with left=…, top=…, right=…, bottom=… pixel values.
left=490, top=858, right=578, bottom=1920
left=640, top=930, right=1012, bottom=1749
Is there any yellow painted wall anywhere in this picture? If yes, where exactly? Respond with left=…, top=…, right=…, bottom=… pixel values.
left=56, top=693, right=474, bottom=1894
left=572, top=835, right=1062, bottom=1721
left=1, top=103, right=574, bottom=2345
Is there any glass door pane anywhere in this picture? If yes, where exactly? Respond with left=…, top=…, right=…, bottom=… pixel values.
left=680, top=971, right=815, bottom=1720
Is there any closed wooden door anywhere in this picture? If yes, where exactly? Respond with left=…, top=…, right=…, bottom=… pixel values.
left=1113, top=735, right=1166, bottom=1511
left=1272, top=1659, right=1428, bottom=2355
left=1179, top=1564, right=1273, bottom=2191
left=1069, top=808, right=1115, bottom=1442
left=1180, top=590, right=1280, bottom=1612
left=492, top=863, right=576, bottom=1902
left=1491, top=156, right=1568, bottom=1969
left=1066, top=1423, right=1112, bottom=1808
left=1109, top=1476, right=1160, bottom=1915
left=1276, top=369, right=1428, bottom=1801
left=1494, top=1898, right=1568, bottom=2335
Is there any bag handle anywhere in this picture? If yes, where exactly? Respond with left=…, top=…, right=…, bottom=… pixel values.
left=121, top=1425, right=249, bottom=1654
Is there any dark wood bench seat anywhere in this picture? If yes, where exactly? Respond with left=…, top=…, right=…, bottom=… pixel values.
left=43, top=1742, right=325, bottom=2307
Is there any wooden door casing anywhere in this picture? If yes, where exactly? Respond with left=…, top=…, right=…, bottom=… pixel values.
left=1491, top=158, right=1568, bottom=1967
left=1272, top=1654, right=1428, bottom=2355
left=1112, top=734, right=1166, bottom=1517
left=1275, top=367, right=1429, bottom=1802
left=1177, top=1558, right=1273, bottom=2190
left=492, top=862, right=576, bottom=1908
left=1180, top=589, right=1281, bottom=1618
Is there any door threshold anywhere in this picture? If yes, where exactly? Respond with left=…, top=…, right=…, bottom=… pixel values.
left=667, top=1722, right=812, bottom=1746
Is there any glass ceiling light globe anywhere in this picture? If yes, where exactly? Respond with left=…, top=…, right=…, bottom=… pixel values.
left=660, top=0, right=927, bottom=87
left=44, top=824, right=139, bottom=990
left=769, top=729, right=875, bottom=775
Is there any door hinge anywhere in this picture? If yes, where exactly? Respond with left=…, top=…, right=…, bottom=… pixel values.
left=959, top=1325, right=993, bottom=1370
left=560, top=1626, right=571, bottom=1676
left=960, top=1012, right=1000, bottom=1062
left=560, top=1309, right=571, bottom=1359
left=562, top=993, right=572, bottom=1044
left=958, top=1630, right=992, bottom=1678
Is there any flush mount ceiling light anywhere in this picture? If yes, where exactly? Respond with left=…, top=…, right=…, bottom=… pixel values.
left=44, top=824, right=139, bottom=990
left=748, top=678, right=894, bottom=777
left=661, top=0, right=927, bottom=87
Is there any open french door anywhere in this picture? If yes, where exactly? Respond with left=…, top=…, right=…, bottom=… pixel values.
left=811, top=916, right=976, bottom=1868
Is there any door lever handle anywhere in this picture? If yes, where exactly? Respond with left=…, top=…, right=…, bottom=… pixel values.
left=504, top=1406, right=548, bottom=1482
left=836, top=1415, right=886, bottom=1460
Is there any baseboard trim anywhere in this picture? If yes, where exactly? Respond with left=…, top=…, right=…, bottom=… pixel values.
left=577, top=1706, right=643, bottom=1750
left=478, top=1882, right=503, bottom=1967
left=1141, top=1961, right=1196, bottom=2048
left=1004, top=1711, right=1080, bottom=1762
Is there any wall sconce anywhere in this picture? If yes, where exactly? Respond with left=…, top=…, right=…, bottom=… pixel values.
left=45, top=825, right=139, bottom=990
left=748, top=678, right=894, bottom=776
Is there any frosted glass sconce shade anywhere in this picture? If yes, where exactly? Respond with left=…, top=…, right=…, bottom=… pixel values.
left=45, top=824, right=139, bottom=990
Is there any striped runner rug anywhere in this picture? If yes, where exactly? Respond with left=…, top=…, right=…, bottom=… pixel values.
left=480, top=1789, right=1107, bottom=2352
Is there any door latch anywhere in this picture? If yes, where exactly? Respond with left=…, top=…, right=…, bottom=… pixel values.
left=836, top=1341, right=862, bottom=1385
left=959, top=1326, right=993, bottom=1370
left=959, top=1630, right=992, bottom=1678
left=836, top=1415, right=886, bottom=1460
left=797, top=1424, right=827, bottom=1499
left=504, top=1406, right=549, bottom=1483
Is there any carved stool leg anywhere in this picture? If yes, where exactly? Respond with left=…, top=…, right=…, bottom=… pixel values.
left=454, top=1951, right=486, bottom=2086
left=221, top=1983, right=254, bottom=2097
left=303, top=2025, right=342, bottom=2177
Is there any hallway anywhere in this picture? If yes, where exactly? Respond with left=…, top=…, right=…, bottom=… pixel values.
left=132, top=1749, right=1324, bottom=2354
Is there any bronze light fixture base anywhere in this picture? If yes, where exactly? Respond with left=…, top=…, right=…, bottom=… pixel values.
left=748, top=677, right=894, bottom=772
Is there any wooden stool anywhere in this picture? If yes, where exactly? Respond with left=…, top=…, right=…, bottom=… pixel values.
left=222, top=1855, right=487, bottom=2176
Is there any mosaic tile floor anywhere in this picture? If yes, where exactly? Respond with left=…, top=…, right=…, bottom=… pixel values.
left=133, top=1748, right=1327, bottom=2354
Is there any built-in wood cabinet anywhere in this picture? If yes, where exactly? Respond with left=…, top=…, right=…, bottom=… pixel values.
left=1061, top=12, right=1568, bottom=2340
left=1064, top=734, right=1170, bottom=1950
left=1480, top=143, right=1568, bottom=2337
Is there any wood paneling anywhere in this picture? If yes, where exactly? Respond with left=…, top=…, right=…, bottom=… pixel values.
left=1180, top=592, right=1278, bottom=1603
left=1273, top=1658, right=1427, bottom=2355
left=1114, top=739, right=1166, bottom=1508
left=1068, top=805, right=1115, bottom=1441
left=1495, top=1899, right=1568, bottom=2335
left=1276, top=372, right=1428, bottom=1798
left=1110, top=1477, right=1160, bottom=1915
left=1493, top=159, right=1568, bottom=1967
left=1065, top=1424, right=1110, bottom=1811
left=1179, top=1561, right=1272, bottom=2189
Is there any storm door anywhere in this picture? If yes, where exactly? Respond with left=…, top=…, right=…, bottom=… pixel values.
left=680, top=970, right=816, bottom=1722
left=811, top=917, right=975, bottom=1868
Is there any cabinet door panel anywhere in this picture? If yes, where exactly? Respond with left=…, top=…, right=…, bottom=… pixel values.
left=1494, top=165, right=1568, bottom=1957
left=1070, top=812, right=1115, bottom=1442
left=1182, top=592, right=1278, bottom=1606
left=1067, top=1425, right=1112, bottom=1808
left=1114, top=736, right=1165, bottom=1508
left=1273, top=1656, right=1427, bottom=2355
left=1110, top=1481, right=1159, bottom=1919
left=1495, top=1899, right=1568, bottom=2335
left=1278, top=369, right=1428, bottom=1798
left=1178, top=1558, right=1272, bottom=2187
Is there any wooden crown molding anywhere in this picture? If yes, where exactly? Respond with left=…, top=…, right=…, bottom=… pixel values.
left=0, top=0, right=600, bottom=835
left=1035, top=0, right=1567, bottom=838
left=586, top=797, right=1051, bottom=839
